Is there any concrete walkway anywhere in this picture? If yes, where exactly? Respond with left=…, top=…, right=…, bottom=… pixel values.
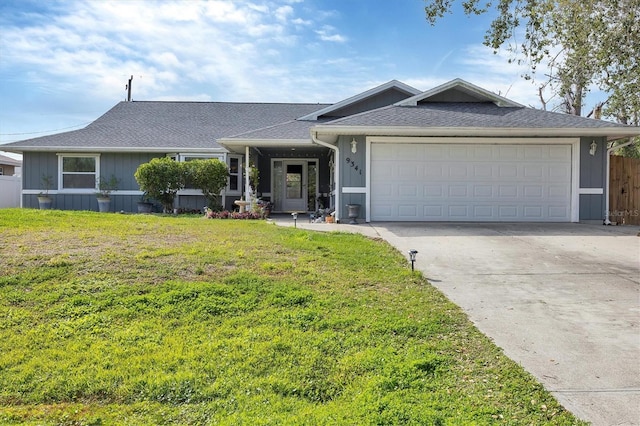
left=272, top=217, right=640, bottom=426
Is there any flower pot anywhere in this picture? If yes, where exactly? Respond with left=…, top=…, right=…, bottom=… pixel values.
left=97, top=197, right=111, bottom=213
left=326, top=215, right=334, bottom=223
left=37, top=196, right=53, bottom=210
left=346, top=204, right=361, bottom=224
left=137, top=202, right=153, bottom=214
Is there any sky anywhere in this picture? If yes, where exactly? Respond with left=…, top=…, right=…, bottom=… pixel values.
left=0, top=0, right=554, bottom=155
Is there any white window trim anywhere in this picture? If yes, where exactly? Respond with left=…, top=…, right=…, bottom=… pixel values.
left=177, top=153, right=225, bottom=162
left=175, top=153, right=225, bottom=195
left=227, top=154, right=243, bottom=195
left=57, top=153, right=100, bottom=194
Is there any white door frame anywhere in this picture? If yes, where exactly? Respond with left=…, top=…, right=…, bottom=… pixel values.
left=271, top=158, right=319, bottom=213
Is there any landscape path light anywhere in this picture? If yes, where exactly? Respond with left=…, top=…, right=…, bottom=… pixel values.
left=408, top=249, right=418, bottom=271
left=291, top=212, right=298, bottom=228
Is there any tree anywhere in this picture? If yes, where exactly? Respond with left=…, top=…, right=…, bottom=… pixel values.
left=424, top=0, right=640, bottom=121
left=134, top=157, right=186, bottom=213
left=184, top=159, right=229, bottom=211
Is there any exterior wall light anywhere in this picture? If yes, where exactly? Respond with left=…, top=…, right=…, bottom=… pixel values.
left=408, top=249, right=418, bottom=271
left=590, top=140, right=597, bottom=156
left=351, top=138, right=358, bottom=154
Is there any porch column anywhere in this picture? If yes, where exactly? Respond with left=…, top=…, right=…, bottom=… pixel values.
left=245, top=145, right=251, bottom=207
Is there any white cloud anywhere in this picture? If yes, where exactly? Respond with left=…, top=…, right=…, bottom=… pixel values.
left=274, top=5, right=294, bottom=22
left=452, top=45, right=543, bottom=108
left=292, top=17, right=312, bottom=26
left=0, top=0, right=356, bottom=107
left=315, top=25, right=347, bottom=43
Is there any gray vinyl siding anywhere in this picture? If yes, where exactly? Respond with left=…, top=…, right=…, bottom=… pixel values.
left=579, top=194, right=604, bottom=222
left=579, top=137, right=606, bottom=220
left=22, top=151, right=165, bottom=211
left=339, top=135, right=365, bottom=188
left=579, top=137, right=606, bottom=187
left=323, top=88, right=415, bottom=118
left=100, top=152, right=162, bottom=190
left=338, top=135, right=366, bottom=220
left=341, top=193, right=365, bottom=221
left=23, top=152, right=58, bottom=191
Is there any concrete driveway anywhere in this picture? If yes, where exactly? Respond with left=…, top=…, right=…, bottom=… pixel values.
left=276, top=218, right=640, bottom=425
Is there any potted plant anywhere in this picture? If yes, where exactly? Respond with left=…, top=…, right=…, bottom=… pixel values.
left=37, top=174, right=53, bottom=210
left=137, top=193, right=154, bottom=213
left=96, top=175, right=119, bottom=213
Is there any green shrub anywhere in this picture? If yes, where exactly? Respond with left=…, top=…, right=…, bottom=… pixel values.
left=184, top=159, right=228, bottom=210
left=134, top=157, right=185, bottom=212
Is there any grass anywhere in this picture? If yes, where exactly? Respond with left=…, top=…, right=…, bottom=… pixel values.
left=0, top=209, right=586, bottom=425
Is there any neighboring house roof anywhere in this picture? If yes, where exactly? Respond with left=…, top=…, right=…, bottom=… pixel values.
left=0, top=153, right=22, bottom=167
left=2, top=101, right=330, bottom=153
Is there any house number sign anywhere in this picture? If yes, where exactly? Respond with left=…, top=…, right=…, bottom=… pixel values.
left=345, top=157, right=362, bottom=175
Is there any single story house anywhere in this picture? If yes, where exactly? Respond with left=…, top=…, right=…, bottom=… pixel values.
left=3, top=78, right=639, bottom=222
left=0, top=153, right=22, bottom=176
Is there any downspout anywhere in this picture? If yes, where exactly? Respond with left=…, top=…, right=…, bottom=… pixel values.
left=604, top=139, right=635, bottom=224
left=311, top=131, right=340, bottom=222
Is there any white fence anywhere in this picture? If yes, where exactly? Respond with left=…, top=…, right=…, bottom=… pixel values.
left=0, top=175, right=21, bottom=208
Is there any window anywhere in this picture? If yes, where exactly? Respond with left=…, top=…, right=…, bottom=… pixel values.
left=0, top=167, right=3, bottom=176
left=174, top=153, right=240, bottom=194
left=176, top=154, right=225, bottom=191
left=228, top=157, right=241, bottom=192
left=58, top=154, right=100, bottom=190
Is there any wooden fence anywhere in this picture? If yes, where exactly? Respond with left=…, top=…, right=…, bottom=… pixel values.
left=609, top=155, right=640, bottom=225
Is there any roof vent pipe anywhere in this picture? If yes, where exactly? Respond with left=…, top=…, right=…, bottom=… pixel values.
left=126, top=75, right=133, bottom=102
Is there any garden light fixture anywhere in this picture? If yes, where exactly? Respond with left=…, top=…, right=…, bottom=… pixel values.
left=408, top=249, right=418, bottom=271
left=291, top=212, right=298, bottom=228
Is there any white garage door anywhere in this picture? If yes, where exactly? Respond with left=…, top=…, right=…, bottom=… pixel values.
left=370, top=143, right=572, bottom=222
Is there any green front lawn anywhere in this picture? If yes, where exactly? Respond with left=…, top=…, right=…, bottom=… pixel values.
left=0, top=209, right=585, bottom=425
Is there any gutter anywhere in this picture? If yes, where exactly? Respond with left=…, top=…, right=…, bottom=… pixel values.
left=310, top=131, right=340, bottom=222
left=310, top=125, right=640, bottom=140
left=604, top=139, right=637, bottom=224
left=0, top=147, right=227, bottom=154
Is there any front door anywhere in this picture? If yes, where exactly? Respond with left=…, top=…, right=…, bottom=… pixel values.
left=282, top=161, right=307, bottom=212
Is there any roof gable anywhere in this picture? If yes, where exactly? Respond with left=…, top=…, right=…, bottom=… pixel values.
left=397, top=78, right=523, bottom=108
left=298, top=80, right=421, bottom=120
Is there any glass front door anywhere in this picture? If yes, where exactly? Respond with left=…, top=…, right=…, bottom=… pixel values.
left=282, top=161, right=307, bottom=212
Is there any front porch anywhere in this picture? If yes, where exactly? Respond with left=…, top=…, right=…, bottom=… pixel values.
left=241, top=146, right=334, bottom=214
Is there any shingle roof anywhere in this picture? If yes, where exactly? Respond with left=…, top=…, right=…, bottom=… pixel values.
left=321, top=103, right=629, bottom=129
left=3, top=101, right=330, bottom=152
left=224, top=118, right=334, bottom=140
